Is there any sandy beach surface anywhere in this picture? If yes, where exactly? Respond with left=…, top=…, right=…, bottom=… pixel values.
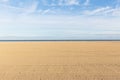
left=0, top=41, right=120, bottom=80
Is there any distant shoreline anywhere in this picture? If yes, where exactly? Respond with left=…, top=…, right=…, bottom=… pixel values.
left=0, top=40, right=120, bottom=42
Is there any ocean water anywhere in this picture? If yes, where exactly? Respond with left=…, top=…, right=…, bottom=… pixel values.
left=0, top=34, right=120, bottom=40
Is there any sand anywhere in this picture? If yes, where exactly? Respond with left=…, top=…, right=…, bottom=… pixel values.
left=0, top=41, right=120, bottom=80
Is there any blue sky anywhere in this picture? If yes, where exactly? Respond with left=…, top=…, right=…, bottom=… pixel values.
left=0, top=0, right=120, bottom=40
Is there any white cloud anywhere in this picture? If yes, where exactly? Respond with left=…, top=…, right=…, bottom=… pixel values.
left=0, top=15, right=120, bottom=30
left=1, top=14, right=120, bottom=37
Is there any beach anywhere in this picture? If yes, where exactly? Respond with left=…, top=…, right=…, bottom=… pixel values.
left=0, top=41, right=120, bottom=80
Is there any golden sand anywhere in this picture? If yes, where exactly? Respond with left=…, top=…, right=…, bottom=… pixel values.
left=0, top=41, right=120, bottom=80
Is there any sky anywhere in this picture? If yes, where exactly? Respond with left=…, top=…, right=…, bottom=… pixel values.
left=0, top=0, right=120, bottom=40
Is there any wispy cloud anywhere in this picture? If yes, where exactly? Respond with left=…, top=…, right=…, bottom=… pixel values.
left=1, top=0, right=120, bottom=16
left=84, top=0, right=90, bottom=6
left=83, top=6, right=111, bottom=15
left=112, top=8, right=120, bottom=16
left=58, top=0, right=80, bottom=6
left=0, top=0, right=9, bottom=3
left=65, top=0, right=79, bottom=5
left=22, top=1, right=39, bottom=15
left=41, top=9, right=54, bottom=14
left=41, top=0, right=48, bottom=5
left=83, top=6, right=120, bottom=16
left=0, top=0, right=120, bottom=39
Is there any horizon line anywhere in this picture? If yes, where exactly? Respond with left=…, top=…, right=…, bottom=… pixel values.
left=0, top=40, right=120, bottom=42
